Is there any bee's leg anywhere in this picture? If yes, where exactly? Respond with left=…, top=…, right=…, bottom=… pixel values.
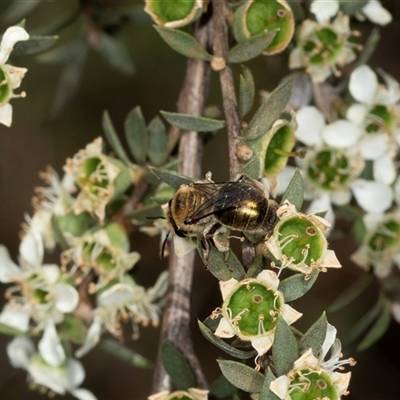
left=199, top=234, right=211, bottom=265
left=208, top=224, right=230, bottom=263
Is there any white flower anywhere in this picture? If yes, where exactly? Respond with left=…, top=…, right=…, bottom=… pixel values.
left=347, top=65, right=400, bottom=184
left=310, top=0, right=391, bottom=26
left=0, top=230, right=79, bottom=331
left=148, top=388, right=209, bottom=400
left=7, top=336, right=97, bottom=400
left=292, top=106, right=393, bottom=225
left=270, top=324, right=354, bottom=400
left=289, top=14, right=357, bottom=83
left=214, top=270, right=302, bottom=364
left=0, top=26, right=29, bottom=127
left=76, top=271, right=168, bottom=357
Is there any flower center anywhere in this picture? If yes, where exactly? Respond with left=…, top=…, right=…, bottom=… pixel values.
left=277, top=217, right=325, bottom=268
left=289, top=370, right=338, bottom=400
left=366, top=104, right=395, bottom=134
left=367, top=218, right=400, bottom=261
left=227, top=282, right=281, bottom=336
left=151, top=0, right=195, bottom=22
left=307, top=149, right=350, bottom=191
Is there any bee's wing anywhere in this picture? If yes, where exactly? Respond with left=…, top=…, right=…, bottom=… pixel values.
left=187, top=179, right=266, bottom=223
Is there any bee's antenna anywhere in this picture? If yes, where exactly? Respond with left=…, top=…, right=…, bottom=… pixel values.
left=161, top=231, right=171, bottom=260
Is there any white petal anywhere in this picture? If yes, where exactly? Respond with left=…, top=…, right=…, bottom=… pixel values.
left=391, top=302, right=400, bottom=323
left=330, top=189, right=352, bottom=206
left=20, top=229, right=44, bottom=267
left=214, top=317, right=235, bottom=338
left=310, top=0, right=339, bottom=22
left=320, top=323, right=337, bottom=360
left=0, top=303, right=30, bottom=332
left=349, top=65, right=378, bottom=105
left=70, top=388, right=98, bottom=400
left=0, top=245, right=21, bottom=282
left=282, top=304, right=303, bottom=325
left=251, top=333, right=274, bottom=356
left=362, top=0, right=392, bottom=25
left=295, top=106, right=325, bottom=147
left=75, top=317, right=102, bottom=358
left=28, top=360, right=66, bottom=394
left=322, top=249, right=341, bottom=268
left=6, top=336, right=35, bottom=368
left=0, top=102, right=12, bottom=127
left=55, top=283, right=79, bottom=313
left=256, top=269, right=279, bottom=290
left=0, top=26, right=29, bottom=64
left=378, top=68, right=400, bottom=105
left=174, top=235, right=197, bottom=257
left=269, top=375, right=290, bottom=399
left=41, top=265, right=60, bottom=284
left=38, top=321, right=66, bottom=367
left=394, top=176, right=400, bottom=205
left=346, top=103, right=368, bottom=126
left=3, top=64, right=27, bottom=89
left=307, top=193, right=335, bottom=226
left=358, top=134, right=389, bottom=160
left=322, top=120, right=361, bottom=148
left=351, top=179, right=393, bottom=214
left=219, top=278, right=239, bottom=301
left=68, top=358, right=86, bottom=388
left=373, top=155, right=396, bottom=185
left=98, top=283, right=134, bottom=306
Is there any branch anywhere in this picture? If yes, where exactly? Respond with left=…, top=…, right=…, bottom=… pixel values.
left=152, top=15, right=212, bottom=393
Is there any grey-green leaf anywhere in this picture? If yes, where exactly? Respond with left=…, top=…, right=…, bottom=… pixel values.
left=281, top=168, right=304, bottom=211
left=161, top=111, right=225, bottom=132
left=227, top=31, right=277, bottom=63
left=0, top=323, right=29, bottom=336
left=102, top=111, right=131, bottom=165
left=155, top=26, right=213, bottom=61
left=13, top=35, right=58, bottom=55
left=125, top=106, right=148, bottom=165
left=149, top=166, right=194, bottom=189
left=147, top=116, right=168, bottom=166
left=241, top=156, right=261, bottom=180
left=161, top=339, right=197, bottom=390
left=259, top=368, right=280, bottom=400
left=100, top=339, right=153, bottom=368
left=299, top=313, right=328, bottom=356
left=272, top=316, right=299, bottom=376
left=239, top=66, right=255, bottom=118
left=210, top=374, right=237, bottom=398
left=245, top=78, right=293, bottom=140
left=339, top=0, right=368, bottom=15
left=357, top=298, right=391, bottom=351
left=218, top=360, right=264, bottom=393
left=99, top=32, right=135, bottom=75
left=198, top=320, right=257, bottom=360
left=278, top=271, right=319, bottom=302
left=203, top=247, right=246, bottom=281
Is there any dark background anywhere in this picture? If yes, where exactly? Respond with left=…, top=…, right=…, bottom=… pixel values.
left=0, top=1, right=400, bottom=399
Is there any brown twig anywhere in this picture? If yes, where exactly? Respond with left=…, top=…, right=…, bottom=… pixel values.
left=152, top=14, right=212, bottom=393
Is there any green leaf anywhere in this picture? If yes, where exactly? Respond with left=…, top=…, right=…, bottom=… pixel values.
left=203, top=247, right=246, bottom=281
left=227, top=31, right=277, bottom=63
left=239, top=66, right=255, bottom=119
left=198, top=320, right=257, bottom=359
left=281, top=168, right=303, bottom=211
left=147, top=116, right=168, bottom=166
left=60, top=315, right=87, bottom=345
left=357, top=298, right=391, bottom=351
left=125, top=106, right=148, bottom=165
left=13, top=35, right=58, bottom=55
left=245, top=78, right=293, bottom=140
left=161, top=339, right=197, bottom=390
left=259, top=368, right=280, bottom=400
left=355, top=27, right=380, bottom=68
left=0, top=323, right=29, bottom=336
left=272, top=316, right=299, bottom=376
left=100, top=339, right=153, bottom=368
left=210, top=374, right=238, bottom=398
left=161, top=111, right=225, bottom=132
left=286, top=0, right=305, bottom=21
left=99, top=32, right=135, bottom=75
left=278, top=271, right=319, bottom=302
left=154, top=26, right=213, bottom=61
left=299, top=314, right=328, bottom=356
left=245, top=254, right=263, bottom=279
left=128, top=203, right=162, bottom=222
left=3, top=1, right=40, bottom=22
left=241, top=156, right=261, bottom=180
left=102, top=111, right=131, bottom=165
left=329, top=273, right=373, bottom=313
left=343, top=297, right=384, bottom=348
left=218, top=360, right=264, bottom=393
left=149, top=166, right=194, bottom=189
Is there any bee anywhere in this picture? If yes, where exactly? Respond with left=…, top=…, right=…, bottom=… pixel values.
left=162, top=172, right=279, bottom=261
